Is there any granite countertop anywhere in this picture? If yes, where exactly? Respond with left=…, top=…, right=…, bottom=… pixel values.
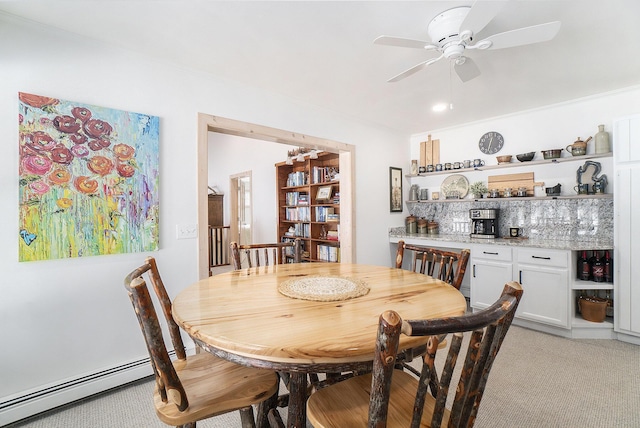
left=388, top=231, right=613, bottom=251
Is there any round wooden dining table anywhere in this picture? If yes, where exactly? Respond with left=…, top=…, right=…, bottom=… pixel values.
left=172, top=262, right=466, bottom=428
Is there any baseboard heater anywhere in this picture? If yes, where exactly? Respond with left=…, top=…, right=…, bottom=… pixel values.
left=0, top=353, right=167, bottom=426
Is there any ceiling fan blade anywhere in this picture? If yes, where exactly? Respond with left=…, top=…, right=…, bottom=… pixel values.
left=374, top=35, right=436, bottom=50
left=481, top=21, right=561, bottom=50
left=460, top=0, right=507, bottom=36
left=388, top=56, right=443, bottom=82
left=455, top=57, right=481, bottom=82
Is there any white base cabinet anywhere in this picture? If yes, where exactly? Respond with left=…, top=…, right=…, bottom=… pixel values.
left=471, top=246, right=569, bottom=329
left=392, top=238, right=618, bottom=339
left=515, top=248, right=569, bottom=328
left=471, top=245, right=616, bottom=338
left=470, top=245, right=513, bottom=310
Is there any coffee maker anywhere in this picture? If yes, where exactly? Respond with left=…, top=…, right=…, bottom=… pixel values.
left=470, top=209, right=499, bottom=238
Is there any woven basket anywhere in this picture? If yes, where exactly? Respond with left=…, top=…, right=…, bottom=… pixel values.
left=578, top=296, right=608, bottom=323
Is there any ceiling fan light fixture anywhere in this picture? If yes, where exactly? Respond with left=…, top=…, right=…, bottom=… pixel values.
left=443, top=43, right=465, bottom=59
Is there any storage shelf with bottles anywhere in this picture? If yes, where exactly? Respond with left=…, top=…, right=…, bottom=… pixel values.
left=276, top=152, right=340, bottom=263
left=406, top=152, right=613, bottom=179
left=570, top=248, right=614, bottom=333
left=573, top=249, right=614, bottom=287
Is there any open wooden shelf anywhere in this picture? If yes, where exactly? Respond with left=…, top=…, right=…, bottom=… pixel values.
left=406, top=152, right=613, bottom=178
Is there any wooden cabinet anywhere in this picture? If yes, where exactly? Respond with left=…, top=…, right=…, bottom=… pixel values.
left=614, top=114, right=640, bottom=341
left=276, top=152, right=340, bottom=262
left=208, top=194, right=224, bottom=227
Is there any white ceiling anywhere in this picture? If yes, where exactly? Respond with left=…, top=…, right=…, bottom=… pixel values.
left=2, top=1, right=640, bottom=135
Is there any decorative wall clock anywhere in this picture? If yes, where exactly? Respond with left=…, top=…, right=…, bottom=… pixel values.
left=478, top=131, right=504, bottom=155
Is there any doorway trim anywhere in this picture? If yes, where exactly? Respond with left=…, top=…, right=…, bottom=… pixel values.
left=197, top=113, right=356, bottom=279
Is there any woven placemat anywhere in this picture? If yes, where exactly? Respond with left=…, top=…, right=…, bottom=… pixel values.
left=278, top=275, right=370, bottom=302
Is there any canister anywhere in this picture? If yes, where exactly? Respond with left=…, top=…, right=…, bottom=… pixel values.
left=417, top=218, right=428, bottom=235
left=405, top=215, right=417, bottom=234
left=427, top=221, right=439, bottom=235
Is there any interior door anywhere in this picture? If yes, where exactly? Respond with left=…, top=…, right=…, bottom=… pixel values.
left=229, top=171, right=252, bottom=245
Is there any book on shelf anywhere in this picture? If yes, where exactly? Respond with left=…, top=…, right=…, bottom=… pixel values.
left=311, top=166, right=339, bottom=184
left=326, top=213, right=340, bottom=222
left=316, top=244, right=340, bottom=262
left=286, top=171, right=308, bottom=187
left=314, top=206, right=335, bottom=222
left=285, top=191, right=309, bottom=206
left=285, top=206, right=310, bottom=222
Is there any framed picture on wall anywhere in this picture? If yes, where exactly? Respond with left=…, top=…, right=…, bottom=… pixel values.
left=389, top=167, right=403, bottom=212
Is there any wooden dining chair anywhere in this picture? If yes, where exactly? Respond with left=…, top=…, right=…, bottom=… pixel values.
left=230, top=239, right=302, bottom=269
left=124, top=257, right=279, bottom=428
left=394, top=241, right=471, bottom=367
left=395, top=240, right=470, bottom=290
left=307, top=281, right=523, bottom=428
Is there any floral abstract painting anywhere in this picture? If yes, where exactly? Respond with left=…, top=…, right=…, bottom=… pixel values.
left=18, top=92, right=159, bottom=261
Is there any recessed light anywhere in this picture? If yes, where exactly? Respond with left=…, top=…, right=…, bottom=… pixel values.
left=432, top=103, right=447, bottom=112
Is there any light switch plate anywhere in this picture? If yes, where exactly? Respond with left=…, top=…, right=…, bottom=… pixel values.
left=176, top=224, right=198, bottom=239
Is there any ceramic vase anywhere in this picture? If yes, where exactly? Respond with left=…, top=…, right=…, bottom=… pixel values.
left=594, top=124, right=610, bottom=153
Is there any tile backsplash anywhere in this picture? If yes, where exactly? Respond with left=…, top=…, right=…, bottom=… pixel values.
left=404, top=197, right=613, bottom=241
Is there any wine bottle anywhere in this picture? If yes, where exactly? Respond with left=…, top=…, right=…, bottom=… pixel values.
left=592, top=251, right=604, bottom=283
left=577, top=250, right=590, bottom=281
left=603, top=250, right=613, bottom=283
left=605, top=290, right=614, bottom=317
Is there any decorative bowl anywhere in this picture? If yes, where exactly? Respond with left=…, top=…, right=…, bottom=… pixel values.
left=496, top=155, right=512, bottom=164
left=516, top=152, right=535, bottom=162
left=542, top=149, right=563, bottom=160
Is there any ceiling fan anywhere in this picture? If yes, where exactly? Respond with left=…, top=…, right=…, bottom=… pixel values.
left=374, top=1, right=561, bottom=83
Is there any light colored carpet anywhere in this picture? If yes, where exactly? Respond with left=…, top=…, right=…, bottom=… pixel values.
left=6, top=326, right=639, bottom=427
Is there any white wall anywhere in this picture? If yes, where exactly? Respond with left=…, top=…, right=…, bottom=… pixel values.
left=207, top=133, right=288, bottom=243
left=0, top=13, right=407, bottom=422
left=410, top=87, right=640, bottom=198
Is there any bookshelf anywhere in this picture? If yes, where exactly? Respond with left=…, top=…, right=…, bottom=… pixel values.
left=276, top=152, right=340, bottom=262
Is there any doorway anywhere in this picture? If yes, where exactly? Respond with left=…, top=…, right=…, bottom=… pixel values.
left=197, top=113, right=355, bottom=279
left=229, top=171, right=252, bottom=245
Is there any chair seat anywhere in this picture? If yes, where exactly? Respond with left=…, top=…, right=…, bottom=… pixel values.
left=307, top=370, right=450, bottom=428
left=154, top=352, right=278, bottom=426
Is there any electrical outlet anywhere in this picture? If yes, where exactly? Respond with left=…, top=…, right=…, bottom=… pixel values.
left=176, top=224, right=198, bottom=239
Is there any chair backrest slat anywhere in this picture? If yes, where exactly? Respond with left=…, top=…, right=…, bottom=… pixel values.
left=396, top=240, right=470, bottom=290
left=230, top=239, right=302, bottom=270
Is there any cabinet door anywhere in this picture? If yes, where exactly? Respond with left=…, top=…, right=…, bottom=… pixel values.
left=516, top=265, right=569, bottom=328
left=614, top=114, right=640, bottom=335
left=470, top=260, right=513, bottom=310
